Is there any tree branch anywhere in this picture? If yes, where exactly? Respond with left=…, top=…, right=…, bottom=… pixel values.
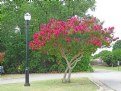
left=60, top=48, right=71, bottom=69
left=70, top=51, right=82, bottom=63
left=71, top=56, right=83, bottom=69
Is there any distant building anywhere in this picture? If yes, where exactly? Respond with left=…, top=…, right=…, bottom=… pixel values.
left=91, top=57, right=107, bottom=66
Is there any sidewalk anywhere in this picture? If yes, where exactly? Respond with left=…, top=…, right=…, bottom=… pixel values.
left=0, top=73, right=90, bottom=84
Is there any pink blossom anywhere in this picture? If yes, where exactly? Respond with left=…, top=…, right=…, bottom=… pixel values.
left=42, top=36, right=46, bottom=41
left=33, top=33, right=39, bottom=40
left=75, top=26, right=83, bottom=32
left=55, top=30, right=61, bottom=36
left=108, top=27, right=114, bottom=33
left=39, top=31, right=44, bottom=36
left=53, top=43, right=57, bottom=47
left=49, top=30, right=54, bottom=34
left=74, top=38, right=79, bottom=42
left=63, top=31, right=68, bottom=36
left=113, top=37, right=119, bottom=41
left=50, top=19, right=56, bottom=23
left=91, top=17, right=96, bottom=23
left=101, top=30, right=105, bottom=34
left=97, top=41, right=102, bottom=46
left=87, top=40, right=92, bottom=44
left=64, top=38, right=72, bottom=42
left=93, top=38, right=100, bottom=45
left=104, top=37, right=108, bottom=41
left=94, top=24, right=102, bottom=31
left=104, top=28, right=107, bottom=31
left=47, top=23, right=51, bottom=28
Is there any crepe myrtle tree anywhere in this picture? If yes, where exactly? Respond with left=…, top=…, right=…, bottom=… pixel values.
left=29, top=15, right=117, bottom=83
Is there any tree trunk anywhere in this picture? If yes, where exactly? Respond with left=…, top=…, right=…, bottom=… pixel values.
left=67, top=69, right=72, bottom=82
left=62, top=67, right=68, bottom=83
left=112, top=63, right=113, bottom=67
left=62, top=57, right=82, bottom=83
left=62, top=68, right=72, bottom=83
left=60, top=49, right=82, bottom=83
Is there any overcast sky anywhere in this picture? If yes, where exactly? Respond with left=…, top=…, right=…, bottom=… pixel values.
left=88, top=0, right=121, bottom=54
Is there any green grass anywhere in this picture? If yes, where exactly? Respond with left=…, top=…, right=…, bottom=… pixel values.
left=0, top=78, right=98, bottom=91
left=93, top=65, right=121, bottom=71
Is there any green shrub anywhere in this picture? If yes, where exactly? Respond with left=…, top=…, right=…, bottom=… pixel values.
left=73, top=56, right=93, bottom=72
left=3, top=46, right=93, bottom=73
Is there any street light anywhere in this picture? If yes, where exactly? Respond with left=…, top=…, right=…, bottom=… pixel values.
left=24, top=12, right=31, bottom=86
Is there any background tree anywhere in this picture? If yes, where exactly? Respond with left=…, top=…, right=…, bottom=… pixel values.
left=100, top=51, right=115, bottom=67
left=30, top=16, right=116, bottom=82
left=112, top=40, right=121, bottom=65
left=112, top=49, right=121, bottom=64
left=93, top=50, right=111, bottom=59
left=113, top=40, right=121, bottom=51
left=93, top=49, right=121, bottom=67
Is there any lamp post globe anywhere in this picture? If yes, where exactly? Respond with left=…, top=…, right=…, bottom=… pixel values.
left=24, top=12, right=31, bottom=86
left=24, top=12, right=31, bottom=21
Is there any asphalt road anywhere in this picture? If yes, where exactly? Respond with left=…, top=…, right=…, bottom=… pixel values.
left=91, top=69, right=121, bottom=91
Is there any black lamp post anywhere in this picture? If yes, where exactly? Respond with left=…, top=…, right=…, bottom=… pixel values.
left=24, top=12, right=31, bottom=86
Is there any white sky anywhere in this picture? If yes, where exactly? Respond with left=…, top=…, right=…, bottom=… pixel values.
left=87, top=0, right=121, bottom=54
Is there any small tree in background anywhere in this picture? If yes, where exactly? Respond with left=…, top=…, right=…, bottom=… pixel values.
left=113, top=40, right=121, bottom=51
left=30, top=16, right=117, bottom=83
left=113, top=49, right=121, bottom=64
left=93, top=50, right=110, bottom=59
left=112, top=40, right=121, bottom=64
left=100, top=51, right=114, bottom=66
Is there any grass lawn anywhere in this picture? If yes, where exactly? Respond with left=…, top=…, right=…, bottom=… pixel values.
left=0, top=78, right=98, bottom=91
left=93, top=65, right=121, bottom=71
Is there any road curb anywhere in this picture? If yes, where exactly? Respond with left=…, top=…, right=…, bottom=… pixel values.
left=89, top=77, right=115, bottom=91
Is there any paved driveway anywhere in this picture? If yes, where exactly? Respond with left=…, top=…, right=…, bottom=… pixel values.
left=91, top=69, right=121, bottom=91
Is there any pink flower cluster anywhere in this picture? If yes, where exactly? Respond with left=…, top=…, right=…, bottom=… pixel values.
left=29, top=16, right=116, bottom=50
left=88, top=37, right=102, bottom=47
